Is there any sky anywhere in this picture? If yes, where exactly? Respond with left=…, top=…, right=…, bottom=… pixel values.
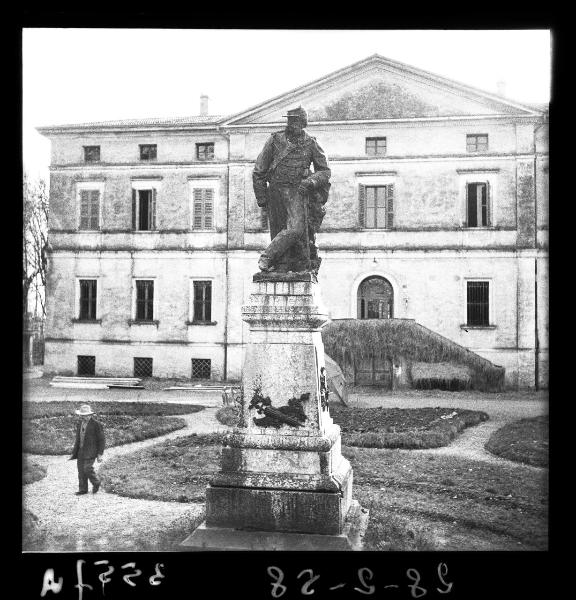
left=22, top=29, right=552, bottom=179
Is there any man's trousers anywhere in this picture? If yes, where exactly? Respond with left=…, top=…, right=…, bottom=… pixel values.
left=77, top=457, right=100, bottom=493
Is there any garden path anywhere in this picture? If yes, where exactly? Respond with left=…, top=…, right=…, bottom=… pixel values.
left=23, top=407, right=228, bottom=552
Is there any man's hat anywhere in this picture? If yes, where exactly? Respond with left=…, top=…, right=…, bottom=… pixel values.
left=283, top=106, right=308, bottom=121
left=75, top=404, right=95, bottom=416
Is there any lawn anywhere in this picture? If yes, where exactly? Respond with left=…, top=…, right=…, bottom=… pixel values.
left=331, top=405, right=488, bottom=448
left=485, top=415, right=549, bottom=467
left=216, top=405, right=489, bottom=449
left=99, top=433, right=547, bottom=551
left=22, top=457, right=47, bottom=484
left=22, top=401, right=205, bottom=455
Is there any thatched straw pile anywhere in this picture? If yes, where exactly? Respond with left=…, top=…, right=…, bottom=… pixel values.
left=321, top=319, right=504, bottom=391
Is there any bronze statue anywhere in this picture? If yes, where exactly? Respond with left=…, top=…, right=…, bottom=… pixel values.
left=253, top=106, right=331, bottom=274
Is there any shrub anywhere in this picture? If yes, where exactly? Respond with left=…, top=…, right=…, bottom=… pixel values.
left=322, top=319, right=505, bottom=391
left=216, top=405, right=240, bottom=427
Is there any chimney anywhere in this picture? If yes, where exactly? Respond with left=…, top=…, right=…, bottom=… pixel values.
left=496, top=80, right=507, bottom=97
left=200, top=94, right=209, bottom=116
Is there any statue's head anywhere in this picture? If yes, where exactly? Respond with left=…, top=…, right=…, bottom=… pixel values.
left=283, top=106, right=308, bottom=132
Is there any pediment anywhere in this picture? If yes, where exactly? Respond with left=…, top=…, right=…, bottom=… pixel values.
left=224, top=56, right=540, bottom=125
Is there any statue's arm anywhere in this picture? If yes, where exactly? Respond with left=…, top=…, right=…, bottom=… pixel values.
left=252, top=136, right=275, bottom=207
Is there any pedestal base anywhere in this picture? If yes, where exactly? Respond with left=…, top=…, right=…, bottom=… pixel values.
left=180, top=500, right=369, bottom=551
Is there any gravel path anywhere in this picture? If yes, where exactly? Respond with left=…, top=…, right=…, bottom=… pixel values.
left=23, top=407, right=229, bottom=552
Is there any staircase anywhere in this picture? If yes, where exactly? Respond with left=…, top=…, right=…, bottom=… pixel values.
left=322, top=318, right=505, bottom=391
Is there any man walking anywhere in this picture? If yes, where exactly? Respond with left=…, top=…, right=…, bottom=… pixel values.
left=253, top=106, right=331, bottom=274
left=69, top=404, right=105, bottom=495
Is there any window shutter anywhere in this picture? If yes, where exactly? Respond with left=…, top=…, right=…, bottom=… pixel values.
left=358, top=185, right=366, bottom=228
left=485, top=181, right=491, bottom=226
left=132, top=189, right=137, bottom=230
left=204, top=188, right=214, bottom=229
left=151, top=188, right=157, bottom=230
left=90, top=190, right=100, bottom=230
left=193, top=189, right=203, bottom=229
left=80, top=190, right=89, bottom=229
left=386, top=184, right=394, bottom=229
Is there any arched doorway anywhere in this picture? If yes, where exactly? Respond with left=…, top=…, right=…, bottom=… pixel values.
left=357, top=276, right=394, bottom=320
left=354, top=276, right=395, bottom=387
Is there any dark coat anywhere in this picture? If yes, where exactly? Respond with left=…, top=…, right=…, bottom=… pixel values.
left=70, top=418, right=105, bottom=460
left=252, top=130, right=331, bottom=206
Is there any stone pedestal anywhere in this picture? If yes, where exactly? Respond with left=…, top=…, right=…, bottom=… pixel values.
left=182, top=273, right=367, bottom=550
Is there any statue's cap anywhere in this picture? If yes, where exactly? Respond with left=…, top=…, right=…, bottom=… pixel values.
left=282, top=106, right=308, bottom=120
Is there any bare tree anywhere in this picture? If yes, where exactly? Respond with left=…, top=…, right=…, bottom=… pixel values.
left=23, top=172, right=49, bottom=320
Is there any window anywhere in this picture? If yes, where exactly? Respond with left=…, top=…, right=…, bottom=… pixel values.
left=132, top=188, right=157, bottom=231
left=196, top=143, right=215, bottom=160
left=133, top=357, right=153, bottom=378
left=359, top=184, right=394, bottom=229
left=466, top=134, right=488, bottom=153
left=366, top=137, right=387, bottom=156
left=192, top=281, right=212, bottom=322
left=79, top=280, right=97, bottom=320
left=192, top=188, right=214, bottom=229
left=192, top=358, right=211, bottom=379
left=466, top=182, right=491, bottom=227
left=83, top=146, right=100, bottom=162
left=77, top=355, right=95, bottom=376
left=467, top=281, right=490, bottom=326
left=139, top=144, right=157, bottom=160
left=79, top=189, right=100, bottom=230
left=358, top=277, right=394, bottom=319
left=135, top=280, right=154, bottom=321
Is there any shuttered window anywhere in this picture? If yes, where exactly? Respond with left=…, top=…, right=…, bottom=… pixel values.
left=466, top=134, right=488, bottom=153
left=135, top=280, right=154, bottom=321
left=132, top=188, right=157, bottom=231
left=466, top=182, right=491, bottom=227
left=79, top=190, right=100, bottom=230
left=192, top=188, right=214, bottom=229
left=359, top=184, right=394, bottom=229
left=79, top=280, right=97, bottom=320
left=467, top=281, right=490, bottom=326
left=193, top=281, right=212, bottom=322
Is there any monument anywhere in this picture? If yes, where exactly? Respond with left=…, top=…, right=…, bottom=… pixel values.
left=182, top=107, right=368, bottom=550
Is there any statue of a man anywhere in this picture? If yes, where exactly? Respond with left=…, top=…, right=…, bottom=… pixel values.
left=253, top=106, right=331, bottom=274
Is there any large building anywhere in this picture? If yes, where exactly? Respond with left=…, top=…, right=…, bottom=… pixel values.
left=38, top=54, right=548, bottom=388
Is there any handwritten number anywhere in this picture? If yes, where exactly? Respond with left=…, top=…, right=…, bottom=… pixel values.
left=436, top=563, right=453, bottom=594
left=121, top=562, right=142, bottom=587
left=267, top=566, right=287, bottom=598
left=75, top=560, right=93, bottom=600
left=297, top=569, right=319, bottom=595
left=407, top=569, right=427, bottom=598
left=94, top=561, right=114, bottom=596
left=354, top=568, right=375, bottom=595
left=40, top=569, right=63, bottom=597
left=149, top=563, right=165, bottom=586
